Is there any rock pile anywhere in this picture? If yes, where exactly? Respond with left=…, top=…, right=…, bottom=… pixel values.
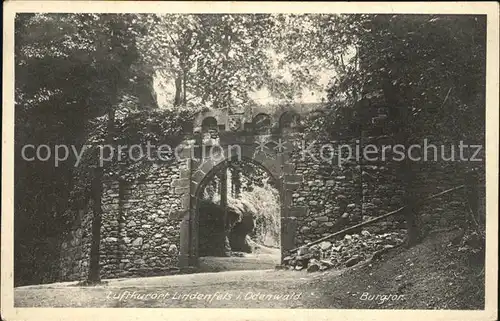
left=282, top=229, right=406, bottom=272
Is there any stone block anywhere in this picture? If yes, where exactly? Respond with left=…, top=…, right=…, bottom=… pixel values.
left=190, top=181, right=198, bottom=197
left=282, top=163, right=295, bottom=174
left=168, top=244, right=178, bottom=254
left=199, top=160, right=216, bottom=175
left=319, top=241, right=332, bottom=251
left=181, top=194, right=191, bottom=210
left=172, top=210, right=189, bottom=221
left=288, top=206, right=308, bottom=218
left=175, top=187, right=189, bottom=195
left=284, top=174, right=303, bottom=184
left=172, top=178, right=189, bottom=189
left=180, top=169, right=190, bottom=179
left=191, top=170, right=206, bottom=184
left=134, top=258, right=145, bottom=265
left=285, top=182, right=301, bottom=191
left=300, top=226, right=311, bottom=233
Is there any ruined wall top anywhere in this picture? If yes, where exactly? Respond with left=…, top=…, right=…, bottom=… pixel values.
left=192, top=103, right=322, bottom=134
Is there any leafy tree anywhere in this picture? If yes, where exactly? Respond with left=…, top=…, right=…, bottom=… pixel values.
left=138, top=14, right=325, bottom=109
left=14, top=13, right=155, bottom=285
left=276, top=14, right=486, bottom=245
left=304, top=14, right=485, bottom=245
left=347, top=15, right=486, bottom=245
left=138, top=14, right=269, bottom=109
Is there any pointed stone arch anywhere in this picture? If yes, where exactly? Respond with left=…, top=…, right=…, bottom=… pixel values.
left=173, top=115, right=309, bottom=269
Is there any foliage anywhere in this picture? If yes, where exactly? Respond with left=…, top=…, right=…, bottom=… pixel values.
left=70, top=109, right=194, bottom=202
left=334, top=15, right=484, bottom=143
left=241, top=181, right=281, bottom=248
left=277, top=14, right=486, bottom=145
left=14, top=13, right=155, bottom=285
left=278, top=14, right=487, bottom=246
left=202, top=164, right=281, bottom=248
left=15, top=12, right=155, bottom=218
left=332, top=15, right=487, bottom=243
left=138, top=14, right=278, bottom=109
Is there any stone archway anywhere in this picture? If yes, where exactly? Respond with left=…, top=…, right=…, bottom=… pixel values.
left=174, top=109, right=309, bottom=269
left=193, top=156, right=281, bottom=260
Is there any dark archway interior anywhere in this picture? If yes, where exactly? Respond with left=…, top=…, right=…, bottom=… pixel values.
left=196, top=158, right=281, bottom=259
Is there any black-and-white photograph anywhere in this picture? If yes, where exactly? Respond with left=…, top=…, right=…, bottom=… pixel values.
left=2, top=2, right=498, bottom=320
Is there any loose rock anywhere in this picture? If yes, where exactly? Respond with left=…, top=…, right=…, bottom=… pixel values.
left=319, top=241, right=332, bottom=251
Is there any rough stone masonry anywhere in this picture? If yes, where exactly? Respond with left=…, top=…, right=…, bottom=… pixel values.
left=58, top=105, right=474, bottom=281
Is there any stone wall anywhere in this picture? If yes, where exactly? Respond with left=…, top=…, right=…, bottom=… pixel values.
left=288, top=136, right=362, bottom=246
left=98, top=160, right=185, bottom=278
left=59, top=159, right=185, bottom=280
left=59, top=201, right=93, bottom=281
left=59, top=131, right=482, bottom=281
left=286, top=134, right=475, bottom=250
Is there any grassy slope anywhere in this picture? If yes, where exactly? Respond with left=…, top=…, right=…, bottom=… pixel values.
left=303, top=228, right=485, bottom=309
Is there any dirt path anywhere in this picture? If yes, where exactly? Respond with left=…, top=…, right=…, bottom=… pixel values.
left=15, top=269, right=338, bottom=308
left=198, top=252, right=280, bottom=272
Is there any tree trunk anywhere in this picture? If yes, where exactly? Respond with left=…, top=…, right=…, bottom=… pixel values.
left=219, top=168, right=230, bottom=256
left=174, top=75, right=182, bottom=106
left=381, top=74, right=421, bottom=247
left=182, top=70, right=187, bottom=106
